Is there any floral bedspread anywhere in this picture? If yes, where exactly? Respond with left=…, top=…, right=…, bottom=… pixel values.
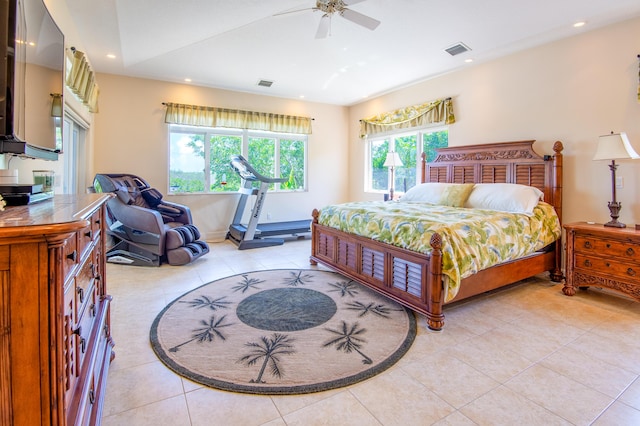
left=318, top=201, right=561, bottom=302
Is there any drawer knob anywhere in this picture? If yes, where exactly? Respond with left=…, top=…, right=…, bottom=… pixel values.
left=584, top=241, right=593, bottom=249
left=629, top=268, right=636, bottom=277
left=606, top=243, right=611, bottom=249
left=84, top=230, right=93, bottom=239
left=627, top=248, right=635, bottom=257
left=73, top=326, right=81, bottom=336
left=66, top=250, right=77, bottom=262
left=583, top=259, right=592, bottom=267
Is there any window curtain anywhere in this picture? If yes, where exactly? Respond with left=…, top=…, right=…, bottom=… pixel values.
left=359, top=97, right=455, bottom=138
left=163, top=102, right=313, bottom=134
left=65, top=49, right=99, bottom=113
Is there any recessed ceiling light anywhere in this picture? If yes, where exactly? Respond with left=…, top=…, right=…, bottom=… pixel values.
left=184, top=78, right=192, bottom=82
left=106, top=54, right=116, bottom=59
left=299, top=95, right=305, bottom=99
left=573, top=21, right=586, bottom=28
left=464, top=58, right=474, bottom=63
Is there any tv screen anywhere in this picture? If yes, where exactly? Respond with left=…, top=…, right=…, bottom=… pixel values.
left=0, top=0, right=64, bottom=159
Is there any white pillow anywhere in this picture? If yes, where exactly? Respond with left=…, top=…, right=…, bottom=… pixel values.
left=399, top=182, right=461, bottom=204
left=465, top=183, right=544, bottom=215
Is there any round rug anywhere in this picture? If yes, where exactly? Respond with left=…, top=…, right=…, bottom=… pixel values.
left=150, top=269, right=416, bottom=395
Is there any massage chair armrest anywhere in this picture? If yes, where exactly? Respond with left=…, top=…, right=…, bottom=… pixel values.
left=107, top=199, right=166, bottom=235
left=157, top=200, right=193, bottom=224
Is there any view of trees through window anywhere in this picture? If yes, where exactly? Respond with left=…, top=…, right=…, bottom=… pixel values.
left=369, top=128, right=448, bottom=194
left=169, top=125, right=307, bottom=194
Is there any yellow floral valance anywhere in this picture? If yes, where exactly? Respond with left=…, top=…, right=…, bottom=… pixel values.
left=65, top=49, right=99, bottom=113
left=164, top=102, right=313, bottom=134
left=360, top=97, right=455, bottom=138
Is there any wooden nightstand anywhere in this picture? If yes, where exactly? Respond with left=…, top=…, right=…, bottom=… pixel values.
left=563, top=222, right=640, bottom=301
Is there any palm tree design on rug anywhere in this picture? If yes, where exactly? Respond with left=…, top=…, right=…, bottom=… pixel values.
left=327, top=280, right=359, bottom=297
left=345, top=301, right=400, bottom=318
left=239, top=334, right=296, bottom=383
left=324, top=321, right=372, bottom=364
left=283, top=270, right=315, bottom=287
left=179, top=295, right=231, bottom=311
left=232, top=274, right=265, bottom=293
left=169, top=315, right=233, bottom=352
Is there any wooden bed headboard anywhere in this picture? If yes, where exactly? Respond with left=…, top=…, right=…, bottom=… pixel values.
left=421, top=140, right=564, bottom=223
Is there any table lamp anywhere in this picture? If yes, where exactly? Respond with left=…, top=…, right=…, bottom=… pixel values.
left=383, top=151, right=403, bottom=200
left=592, top=131, right=639, bottom=228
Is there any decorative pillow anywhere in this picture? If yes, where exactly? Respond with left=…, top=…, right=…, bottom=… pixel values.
left=465, top=183, right=544, bottom=214
left=438, top=183, right=475, bottom=207
left=399, top=182, right=458, bottom=204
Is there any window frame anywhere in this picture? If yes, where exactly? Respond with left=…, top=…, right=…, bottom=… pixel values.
left=168, top=124, right=308, bottom=195
left=364, top=125, right=448, bottom=196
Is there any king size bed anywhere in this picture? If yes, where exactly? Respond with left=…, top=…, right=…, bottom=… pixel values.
left=310, top=140, right=564, bottom=330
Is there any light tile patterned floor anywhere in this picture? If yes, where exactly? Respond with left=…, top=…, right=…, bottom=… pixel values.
left=102, top=238, right=640, bottom=425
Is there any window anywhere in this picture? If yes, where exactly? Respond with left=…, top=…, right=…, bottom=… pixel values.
left=366, top=127, right=448, bottom=194
left=169, top=125, right=307, bottom=194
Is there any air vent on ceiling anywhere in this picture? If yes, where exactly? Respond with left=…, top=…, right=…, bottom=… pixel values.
left=257, top=79, right=274, bottom=87
left=445, top=42, right=471, bottom=56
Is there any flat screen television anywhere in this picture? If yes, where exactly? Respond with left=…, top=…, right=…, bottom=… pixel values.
left=0, top=0, right=64, bottom=160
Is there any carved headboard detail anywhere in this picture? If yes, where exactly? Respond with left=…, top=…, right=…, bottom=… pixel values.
left=421, top=140, right=564, bottom=223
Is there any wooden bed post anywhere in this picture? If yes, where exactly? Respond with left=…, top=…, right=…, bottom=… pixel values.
left=550, top=141, right=564, bottom=282
left=426, top=233, right=445, bottom=331
left=309, top=209, right=319, bottom=266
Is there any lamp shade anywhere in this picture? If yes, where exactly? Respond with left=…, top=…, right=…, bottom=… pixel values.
left=383, top=151, right=403, bottom=167
left=50, top=93, right=63, bottom=118
left=593, top=132, right=640, bottom=161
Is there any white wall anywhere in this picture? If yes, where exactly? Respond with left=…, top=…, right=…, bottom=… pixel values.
left=92, top=74, right=349, bottom=240
left=348, top=17, right=640, bottom=227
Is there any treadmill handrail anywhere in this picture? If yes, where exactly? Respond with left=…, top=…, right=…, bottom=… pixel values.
left=230, top=155, right=287, bottom=184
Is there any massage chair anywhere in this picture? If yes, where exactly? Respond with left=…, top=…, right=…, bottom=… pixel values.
left=93, top=173, right=209, bottom=266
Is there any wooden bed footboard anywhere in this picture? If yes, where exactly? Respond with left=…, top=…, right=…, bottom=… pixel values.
left=309, top=218, right=447, bottom=329
left=310, top=140, right=564, bottom=330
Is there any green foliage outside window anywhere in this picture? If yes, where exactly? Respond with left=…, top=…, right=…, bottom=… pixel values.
left=369, top=128, right=448, bottom=194
left=169, top=127, right=307, bottom=194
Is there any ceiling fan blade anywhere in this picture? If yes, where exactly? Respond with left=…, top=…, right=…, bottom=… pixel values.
left=315, top=14, right=331, bottom=39
left=343, top=0, right=367, bottom=5
left=340, top=8, right=380, bottom=30
left=273, top=7, right=315, bottom=17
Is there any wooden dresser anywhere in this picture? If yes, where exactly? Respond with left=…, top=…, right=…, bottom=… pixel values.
left=0, top=194, right=115, bottom=425
left=563, top=222, right=640, bottom=301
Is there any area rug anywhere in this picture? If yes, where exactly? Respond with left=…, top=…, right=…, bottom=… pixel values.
left=150, top=269, right=416, bottom=395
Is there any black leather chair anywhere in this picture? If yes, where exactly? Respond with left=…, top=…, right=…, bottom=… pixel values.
left=93, top=173, right=209, bottom=266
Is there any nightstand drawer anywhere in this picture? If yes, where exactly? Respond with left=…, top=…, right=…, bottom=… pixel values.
left=574, top=254, right=638, bottom=281
left=574, top=235, right=640, bottom=261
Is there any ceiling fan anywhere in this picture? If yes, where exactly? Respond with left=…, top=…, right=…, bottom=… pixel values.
left=277, top=0, right=381, bottom=39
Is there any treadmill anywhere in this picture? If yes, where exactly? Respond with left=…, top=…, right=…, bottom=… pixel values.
left=226, top=155, right=311, bottom=250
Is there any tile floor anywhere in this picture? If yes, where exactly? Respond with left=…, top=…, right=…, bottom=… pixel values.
left=102, top=238, right=640, bottom=425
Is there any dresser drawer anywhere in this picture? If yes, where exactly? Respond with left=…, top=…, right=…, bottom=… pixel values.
left=75, top=253, right=98, bottom=318
left=63, top=235, right=79, bottom=284
left=78, top=209, right=102, bottom=259
left=74, top=292, right=99, bottom=374
left=63, top=283, right=79, bottom=406
left=574, top=234, right=640, bottom=262
left=574, top=253, right=638, bottom=282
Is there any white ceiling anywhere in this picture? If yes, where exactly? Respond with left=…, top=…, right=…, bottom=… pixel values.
left=63, top=0, right=640, bottom=106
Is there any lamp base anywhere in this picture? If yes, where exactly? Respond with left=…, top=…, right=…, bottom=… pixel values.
left=605, top=201, right=625, bottom=228
left=604, top=220, right=626, bottom=228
